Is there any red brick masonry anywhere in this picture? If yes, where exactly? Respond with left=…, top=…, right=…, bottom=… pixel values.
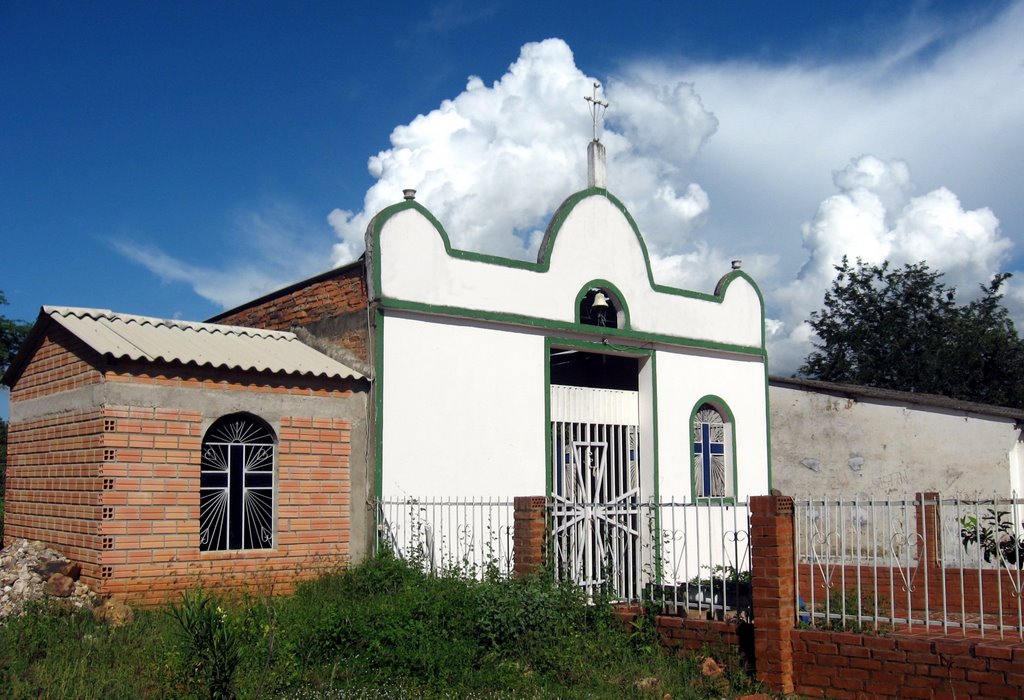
left=5, top=329, right=357, bottom=604
left=512, top=493, right=1024, bottom=699
left=213, top=264, right=369, bottom=361
left=792, top=629, right=1024, bottom=699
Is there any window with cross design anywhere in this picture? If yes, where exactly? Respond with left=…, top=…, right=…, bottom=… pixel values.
left=692, top=403, right=732, bottom=499
left=200, top=413, right=275, bottom=551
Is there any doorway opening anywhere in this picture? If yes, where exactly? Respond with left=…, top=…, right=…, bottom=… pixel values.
left=548, top=346, right=642, bottom=599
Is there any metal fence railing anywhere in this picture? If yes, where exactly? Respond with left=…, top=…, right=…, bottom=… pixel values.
left=375, top=496, right=753, bottom=618
left=548, top=498, right=751, bottom=617
left=376, top=497, right=515, bottom=579
left=794, top=494, right=1024, bottom=639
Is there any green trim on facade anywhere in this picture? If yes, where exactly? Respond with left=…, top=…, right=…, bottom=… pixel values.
left=650, top=351, right=661, bottom=504
left=544, top=337, right=656, bottom=501
left=544, top=337, right=553, bottom=497
left=379, top=297, right=765, bottom=358
left=573, top=278, right=632, bottom=330
left=688, top=395, right=739, bottom=505
left=364, top=189, right=768, bottom=351
left=649, top=351, right=663, bottom=579
left=365, top=187, right=773, bottom=512
left=762, top=363, right=774, bottom=492
left=373, top=307, right=385, bottom=501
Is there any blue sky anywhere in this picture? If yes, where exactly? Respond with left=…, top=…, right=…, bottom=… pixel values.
left=3, top=0, right=1023, bottom=397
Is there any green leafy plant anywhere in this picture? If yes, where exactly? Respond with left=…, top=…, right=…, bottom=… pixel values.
left=168, top=589, right=241, bottom=700
left=687, top=564, right=750, bottom=585
left=960, top=509, right=1024, bottom=568
left=804, top=588, right=890, bottom=634
left=0, top=600, right=175, bottom=699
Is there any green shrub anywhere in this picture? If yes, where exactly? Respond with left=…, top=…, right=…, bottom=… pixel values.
left=0, top=601, right=175, bottom=699
left=0, top=553, right=762, bottom=699
left=168, top=589, right=242, bottom=699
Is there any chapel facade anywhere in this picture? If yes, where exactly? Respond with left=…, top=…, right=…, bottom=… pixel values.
left=3, top=151, right=772, bottom=602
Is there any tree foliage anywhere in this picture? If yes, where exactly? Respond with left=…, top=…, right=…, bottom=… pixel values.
left=799, top=257, right=1024, bottom=408
left=0, top=290, right=31, bottom=376
left=1, top=290, right=30, bottom=504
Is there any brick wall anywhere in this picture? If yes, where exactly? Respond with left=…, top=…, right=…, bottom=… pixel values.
left=508, top=494, right=1024, bottom=699
left=792, top=629, right=1024, bottom=699
left=10, top=324, right=102, bottom=400
left=797, top=564, right=1024, bottom=620
left=100, top=408, right=352, bottom=604
left=750, top=494, right=796, bottom=693
left=611, top=606, right=746, bottom=656
left=4, top=410, right=106, bottom=588
left=754, top=495, right=1024, bottom=698
left=5, top=332, right=360, bottom=604
left=512, top=496, right=546, bottom=576
left=212, top=264, right=369, bottom=361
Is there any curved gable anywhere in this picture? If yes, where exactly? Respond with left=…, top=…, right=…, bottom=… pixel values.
left=366, top=189, right=764, bottom=352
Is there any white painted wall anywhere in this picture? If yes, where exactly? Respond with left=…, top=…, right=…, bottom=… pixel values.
left=656, top=350, right=771, bottom=502
left=374, top=190, right=770, bottom=505
left=376, top=197, right=762, bottom=348
left=381, top=314, right=546, bottom=499
left=770, top=384, right=1023, bottom=497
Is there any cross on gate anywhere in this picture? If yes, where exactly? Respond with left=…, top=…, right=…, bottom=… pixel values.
left=694, top=422, right=724, bottom=496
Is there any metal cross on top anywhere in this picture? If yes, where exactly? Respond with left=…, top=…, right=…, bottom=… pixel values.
left=584, top=81, right=609, bottom=142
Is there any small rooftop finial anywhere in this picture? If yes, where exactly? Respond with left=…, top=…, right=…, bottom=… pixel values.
left=403, top=189, right=416, bottom=201
left=584, top=81, right=609, bottom=143
left=731, top=260, right=742, bottom=270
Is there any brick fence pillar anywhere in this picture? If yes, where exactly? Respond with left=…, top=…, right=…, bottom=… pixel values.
left=513, top=496, right=547, bottom=576
left=915, top=491, right=942, bottom=569
left=750, top=494, right=796, bottom=694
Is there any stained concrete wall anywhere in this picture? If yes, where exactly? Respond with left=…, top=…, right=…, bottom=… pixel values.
left=770, top=381, right=1024, bottom=498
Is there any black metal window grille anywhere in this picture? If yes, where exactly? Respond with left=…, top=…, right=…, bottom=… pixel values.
left=200, top=414, right=275, bottom=551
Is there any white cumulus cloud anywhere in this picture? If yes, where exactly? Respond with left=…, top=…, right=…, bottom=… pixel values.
left=328, top=38, right=718, bottom=265
left=770, top=155, right=1009, bottom=372
left=112, top=2, right=1024, bottom=381
left=325, top=4, right=1024, bottom=379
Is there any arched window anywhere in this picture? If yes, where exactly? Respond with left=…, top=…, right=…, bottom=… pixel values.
left=200, top=413, right=275, bottom=551
left=692, top=402, right=734, bottom=499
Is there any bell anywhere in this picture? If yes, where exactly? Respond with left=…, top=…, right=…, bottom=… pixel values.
left=591, top=291, right=610, bottom=308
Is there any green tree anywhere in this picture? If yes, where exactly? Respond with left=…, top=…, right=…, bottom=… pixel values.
left=799, top=257, right=1024, bottom=408
left=0, top=290, right=30, bottom=375
left=1, top=291, right=31, bottom=516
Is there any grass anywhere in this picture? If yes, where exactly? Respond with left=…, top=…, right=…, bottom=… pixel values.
left=0, top=553, right=761, bottom=699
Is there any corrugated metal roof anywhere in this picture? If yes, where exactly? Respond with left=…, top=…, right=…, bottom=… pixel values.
left=41, top=306, right=363, bottom=380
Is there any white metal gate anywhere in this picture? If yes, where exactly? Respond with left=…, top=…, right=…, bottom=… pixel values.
left=549, top=384, right=641, bottom=599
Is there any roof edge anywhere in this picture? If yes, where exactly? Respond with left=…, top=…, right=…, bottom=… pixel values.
left=769, top=375, right=1024, bottom=421
left=1, top=308, right=55, bottom=388
left=207, top=257, right=364, bottom=323
left=45, top=306, right=299, bottom=340
left=2, top=306, right=366, bottom=389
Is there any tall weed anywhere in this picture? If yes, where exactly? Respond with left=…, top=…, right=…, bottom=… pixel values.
left=168, top=588, right=241, bottom=699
